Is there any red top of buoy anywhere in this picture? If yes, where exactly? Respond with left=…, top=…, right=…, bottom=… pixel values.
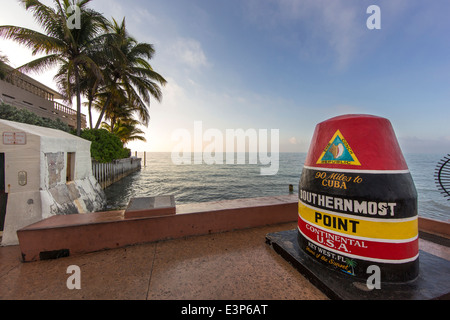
left=304, top=114, right=408, bottom=171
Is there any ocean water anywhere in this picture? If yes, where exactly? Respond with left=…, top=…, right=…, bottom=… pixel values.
left=104, top=152, right=450, bottom=222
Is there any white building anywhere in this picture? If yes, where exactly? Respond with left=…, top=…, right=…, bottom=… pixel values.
left=0, top=119, right=106, bottom=245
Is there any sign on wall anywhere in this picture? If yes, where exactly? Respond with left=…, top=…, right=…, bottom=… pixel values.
left=2, top=132, right=27, bottom=145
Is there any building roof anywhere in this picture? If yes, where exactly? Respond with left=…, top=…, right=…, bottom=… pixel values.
left=0, top=119, right=86, bottom=141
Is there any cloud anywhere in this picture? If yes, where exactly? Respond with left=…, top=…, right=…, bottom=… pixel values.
left=160, top=77, right=188, bottom=108
left=289, top=137, right=298, bottom=145
left=321, top=4, right=363, bottom=69
left=171, top=38, right=210, bottom=69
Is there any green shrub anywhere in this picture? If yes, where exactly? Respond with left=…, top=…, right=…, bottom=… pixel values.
left=80, top=128, right=129, bottom=163
left=0, top=103, right=71, bottom=132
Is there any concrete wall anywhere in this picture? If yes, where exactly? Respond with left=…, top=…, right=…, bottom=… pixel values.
left=17, top=195, right=299, bottom=262
left=0, top=119, right=106, bottom=245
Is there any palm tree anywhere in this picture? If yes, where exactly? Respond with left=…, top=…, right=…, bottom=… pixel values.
left=0, top=52, right=10, bottom=80
left=91, top=89, right=129, bottom=133
left=101, top=118, right=147, bottom=145
left=94, top=17, right=167, bottom=130
left=0, top=0, right=108, bottom=136
left=78, top=66, right=102, bottom=129
left=95, top=90, right=148, bottom=145
left=345, top=258, right=357, bottom=275
left=58, top=57, right=104, bottom=128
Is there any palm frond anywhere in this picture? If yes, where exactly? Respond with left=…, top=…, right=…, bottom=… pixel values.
left=18, top=54, right=63, bottom=74
left=0, top=26, right=65, bottom=55
left=0, top=52, right=11, bottom=80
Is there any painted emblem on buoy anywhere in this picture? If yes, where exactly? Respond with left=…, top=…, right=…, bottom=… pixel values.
left=316, top=130, right=361, bottom=166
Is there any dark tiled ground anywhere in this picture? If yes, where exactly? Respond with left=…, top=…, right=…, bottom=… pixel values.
left=0, top=221, right=448, bottom=300
left=0, top=222, right=327, bottom=300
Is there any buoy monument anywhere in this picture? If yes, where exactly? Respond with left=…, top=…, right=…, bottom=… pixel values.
left=297, top=114, right=419, bottom=282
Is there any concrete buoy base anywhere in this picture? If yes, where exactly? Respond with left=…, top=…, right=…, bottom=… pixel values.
left=266, top=229, right=450, bottom=300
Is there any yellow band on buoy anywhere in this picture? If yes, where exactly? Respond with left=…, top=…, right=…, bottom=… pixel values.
left=299, top=201, right=418, bottom=241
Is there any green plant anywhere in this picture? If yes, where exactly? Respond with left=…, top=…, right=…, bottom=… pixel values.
left=80, top=128, right=129, bottom=163
left=0, top=102, right=71, bottom=132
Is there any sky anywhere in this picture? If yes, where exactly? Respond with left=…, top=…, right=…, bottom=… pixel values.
left=1, top=0, right=450, bottom=154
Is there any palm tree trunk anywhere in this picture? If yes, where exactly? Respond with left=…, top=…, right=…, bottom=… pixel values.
left=95, top=74, right=121, bottom=129
left=95, top=93, right=112, bottom=129
left=110, top=116, right=115, bottom=133
left=88, top=99, right=93, bottom=128
left=74, top=66, right=82, bottom=136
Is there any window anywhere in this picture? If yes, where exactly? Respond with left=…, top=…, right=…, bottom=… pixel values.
left=66, top=152, right=75, bottom=182
left=2, top=94, right=15, bottom=100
